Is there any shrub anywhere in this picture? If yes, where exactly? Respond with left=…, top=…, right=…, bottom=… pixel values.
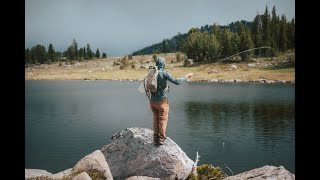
left=87, top=169, right=105, bottom=180
left=176, top=52, right=183, bottom=62
left=184, top=59, right=191, bottom=67
left=120, top=56, right=130, bottom=70
left=186, top=164, right=226, bottom=180
left=197, top=164, right=224, bottom=180
left=152, top=54, right=157, bottom=61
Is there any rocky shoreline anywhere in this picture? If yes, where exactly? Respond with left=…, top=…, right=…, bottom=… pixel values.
left=25, top=128, right=295, bottom=180
left=51, top=78, right=294, bottom=84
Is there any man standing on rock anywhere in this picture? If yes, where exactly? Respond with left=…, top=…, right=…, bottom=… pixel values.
left=150, top=57, right=193, bottom=145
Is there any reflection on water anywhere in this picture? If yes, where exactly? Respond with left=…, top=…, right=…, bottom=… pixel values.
left=185, top=101, right=294, bottom=139
left=182, top=100, right=294, bottom=174
left=25, top=80, right=294, bottom=174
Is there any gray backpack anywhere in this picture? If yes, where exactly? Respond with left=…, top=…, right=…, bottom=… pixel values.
left=143, top=66, right=158, bottom=99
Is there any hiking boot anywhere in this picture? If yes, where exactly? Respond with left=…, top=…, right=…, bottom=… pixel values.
left=158, top=137, right=165, bottom=145
left=153, top=134, right=159, bottom=144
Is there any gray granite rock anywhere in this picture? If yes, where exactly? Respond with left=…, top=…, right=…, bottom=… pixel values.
left=25, top=169, right=52, bottom=179
left=101, top=127, right=194, bottom=180
left=223, top=165, right=295, bottom=180
left=72, top=150, right=113, bottom=180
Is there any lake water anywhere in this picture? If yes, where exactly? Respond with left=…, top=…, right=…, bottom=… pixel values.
left=25, top=80, right=295, bottom=175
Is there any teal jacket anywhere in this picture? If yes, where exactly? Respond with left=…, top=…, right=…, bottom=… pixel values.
left=150, top=57, right=187, bottom=102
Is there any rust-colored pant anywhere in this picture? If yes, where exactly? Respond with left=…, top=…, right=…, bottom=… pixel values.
left=150, top=98, right=169, bottom=139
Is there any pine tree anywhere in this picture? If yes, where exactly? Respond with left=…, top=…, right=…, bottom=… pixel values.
left=221, top=28, right=232, bottom=58
left=34, top=45, right=47, bottom=64
left=240, top=24, right=254, bottom=61
left=79, top=48, right=83, bottom=60
left=231, top=33, right=240, bottom=59
left=73, top=39, right=78, bottom=60
left=30, top=47, right=37, bottom=64
left=87, top=44, right=93, bottom=60
left=48, top=43, right=55, bottom=62
left=25, top=48, right=31, bottom=64
left=161, top=39, right=169, bottom=53
left=279, top=15, right=288, bottom=52
left=102, top=53, right=107, bottom=58
left=252, top=14, right=263, bottom=56
left=262, top=6, right=271, bottom=56
left=67, top=39, right=78, bottom=60
left=83, top=47, right=87, bottom=60
left=287, top=18, right=295, bottom=49
left=213, top=24, right=223, bottom=56
left=270, top=6, right=280, bottom=51
left=95, top=48, right=100, bottom=58
left=208, top=33, right=220, bottom=61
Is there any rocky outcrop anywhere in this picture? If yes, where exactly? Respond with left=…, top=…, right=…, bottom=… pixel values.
left=25, top=169, right=52, bottom=179
left=101, top=127, right=194, bottom=180
left=25, top=150, right=113, bottom=180
left=223, top=165, right=295, bottom=180
left=25, top=128, right=295, bottom=180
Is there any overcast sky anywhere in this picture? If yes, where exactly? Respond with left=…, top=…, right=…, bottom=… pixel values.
left=25, top=0, right=295, bottom=56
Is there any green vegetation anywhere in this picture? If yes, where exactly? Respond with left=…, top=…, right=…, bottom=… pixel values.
left=25, top=39, right=107, bottom=65
left=26, top=170, right=106, bottom=180
left=132, top=5, right=294, bottom=63
left=186, top=164, right=227, bottom=180
left=119, top=56, right=130, bottom=70
left=95, top=48, right=100, bottom=58
left=86, top=169, right=106, bottom=180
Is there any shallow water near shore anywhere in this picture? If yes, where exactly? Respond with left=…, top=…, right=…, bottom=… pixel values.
left=25, top=80, right=295, bottom=174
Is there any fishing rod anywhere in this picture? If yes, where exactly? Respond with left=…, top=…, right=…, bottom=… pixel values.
left=193, top=46, right=274, bottom=71
left=215, top=46, right=274, bottom=64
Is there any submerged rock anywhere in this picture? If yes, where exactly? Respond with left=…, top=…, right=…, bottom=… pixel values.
left=223, top=165, right=295, bottom=180
left=101, top=127, right=194, bottom=180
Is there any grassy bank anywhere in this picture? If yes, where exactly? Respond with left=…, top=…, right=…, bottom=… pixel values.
left=25, top=52, right=295, bottom=83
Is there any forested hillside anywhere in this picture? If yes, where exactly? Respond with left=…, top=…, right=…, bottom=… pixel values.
left=132, top=6, right=295, bottom=62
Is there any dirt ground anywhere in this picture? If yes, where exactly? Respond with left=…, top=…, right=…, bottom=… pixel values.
left=25, top=53, right=295, bottom=83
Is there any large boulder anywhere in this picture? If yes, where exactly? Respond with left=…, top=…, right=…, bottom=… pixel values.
left=223, top=165, right=295, bottom=180
left=72, top=150, right=113, bottom=180
left=101, top=128, right=194, bottom=180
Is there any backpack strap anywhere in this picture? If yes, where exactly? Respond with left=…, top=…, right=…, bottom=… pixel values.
left=143, top=76, right=151, bottom=100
